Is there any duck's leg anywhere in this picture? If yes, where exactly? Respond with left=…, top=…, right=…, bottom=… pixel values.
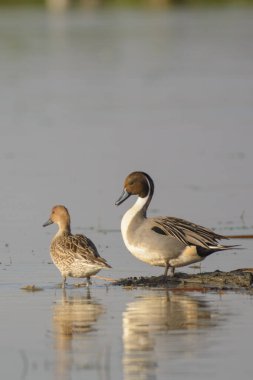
left=75, top=277, right=92, bottom=287
left=164, top=263, right=170, bottom=277
left=62, top=276, right=67, bottom=288
left=163, top=263, right=175, bottom=278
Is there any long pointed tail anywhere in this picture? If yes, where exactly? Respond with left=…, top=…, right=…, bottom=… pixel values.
left=197, top=244, right=242, bottom=258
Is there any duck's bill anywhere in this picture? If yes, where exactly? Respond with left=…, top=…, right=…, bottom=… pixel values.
left=43, top=219, right=53, bottom=227
left=115, top=189, right=131, bottom=205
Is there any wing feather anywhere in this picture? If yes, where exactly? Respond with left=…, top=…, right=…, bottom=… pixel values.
left=152, top=216, right=228, bottom=248
left=52, top=232, right=111, bottom=268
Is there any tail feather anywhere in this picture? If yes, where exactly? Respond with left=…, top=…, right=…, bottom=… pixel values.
left=209, top=244, right=242, bottom=251
left=100, top=258, right=112, bottom=269
left=197, top=244, right=241, bottom=258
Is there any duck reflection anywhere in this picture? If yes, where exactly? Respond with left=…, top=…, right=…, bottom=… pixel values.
left=52, top=289, right=104, bottom=380
left=123, top=291, right=219, bottom=380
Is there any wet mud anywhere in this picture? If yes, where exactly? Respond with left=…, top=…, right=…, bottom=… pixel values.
left=114, top=269, right=253, bottom=290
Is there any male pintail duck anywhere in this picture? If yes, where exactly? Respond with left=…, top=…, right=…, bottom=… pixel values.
left=115, top=171, right=238, bottom=276
left=43, top=205, right=111, bottom=287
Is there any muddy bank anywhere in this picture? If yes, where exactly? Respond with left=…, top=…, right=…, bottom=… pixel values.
left=114, top=270, right=253, bottom=290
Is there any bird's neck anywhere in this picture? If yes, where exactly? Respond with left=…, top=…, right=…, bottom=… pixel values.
left=55, top=222, right=71, bottom=237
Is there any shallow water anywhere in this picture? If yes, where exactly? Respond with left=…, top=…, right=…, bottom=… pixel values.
left=0, top=285, right=253, bottom=380
left=0, top=6, right=253, bottom=380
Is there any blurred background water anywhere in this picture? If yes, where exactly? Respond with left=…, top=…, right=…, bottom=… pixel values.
left=0, top=2, right=253, bottom=380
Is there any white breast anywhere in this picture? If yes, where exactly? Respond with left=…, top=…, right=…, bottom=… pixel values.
left=120, top=197, right=166, bottom=266
left=121, top=196, right=147, bottom=245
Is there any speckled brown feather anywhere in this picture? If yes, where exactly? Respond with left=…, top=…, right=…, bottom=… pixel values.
left=51, top=232, right=111, bottom=268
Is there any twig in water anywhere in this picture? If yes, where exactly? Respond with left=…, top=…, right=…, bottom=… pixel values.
left=226, top=234, right=253, bottom=239
left=93, top=275, right=117, bottom=283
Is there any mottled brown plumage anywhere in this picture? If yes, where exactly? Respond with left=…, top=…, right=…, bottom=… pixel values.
left=43, top=205, right=111, bottom=287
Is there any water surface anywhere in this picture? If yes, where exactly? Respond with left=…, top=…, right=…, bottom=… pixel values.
left=0, top=6, right=253, bottom=380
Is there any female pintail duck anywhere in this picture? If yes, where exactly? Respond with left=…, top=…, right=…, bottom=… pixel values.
left=115, top=171, right=238, bottom=277
left=43, top=205, right=111, bottom=287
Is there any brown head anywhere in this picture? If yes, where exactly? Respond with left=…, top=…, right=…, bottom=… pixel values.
left=115, top=171, right=154, bottom=206
left=43, top=205, right=71, bottom=232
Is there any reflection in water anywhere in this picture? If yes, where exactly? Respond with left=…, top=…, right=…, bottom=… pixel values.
left=52, top=289, right=104, bottom=380
left=123, top=292, right=219, bottom=380
left=46, top=0, right=70, bottom=12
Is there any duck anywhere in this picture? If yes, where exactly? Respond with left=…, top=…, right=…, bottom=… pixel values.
left=115, top=171, right=238, bottom=277
left=43, top=205, right=111, bottom=287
